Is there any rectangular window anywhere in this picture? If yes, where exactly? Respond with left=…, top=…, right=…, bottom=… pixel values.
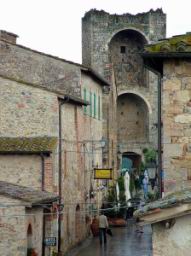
left=94, top=93, right=96, bottom=118
left=90, top=91, right=92, bottom=117
left=83, top=88, right=87, bottom=114
left=98, top=95, right=101, bottom=120
left=120, top=46, right=126, bottom=53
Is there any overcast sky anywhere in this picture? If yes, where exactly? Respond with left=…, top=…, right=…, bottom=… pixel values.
left=0, top=0, right=190, bottom=63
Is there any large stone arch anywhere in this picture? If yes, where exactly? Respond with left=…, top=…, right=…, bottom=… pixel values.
left=108, top=29, right=148, bottom=89
left=106, top=27, right=149, bottom=47
left=117, top=92, right=150, bottom=143
left=118, top=90, right=152, bottom=114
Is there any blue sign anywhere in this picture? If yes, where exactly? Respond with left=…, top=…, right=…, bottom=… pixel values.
left=44, top=237, right=57, bottom=246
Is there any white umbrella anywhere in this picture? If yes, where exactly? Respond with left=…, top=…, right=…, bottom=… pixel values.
left=124, top=172, right=131, bottom=201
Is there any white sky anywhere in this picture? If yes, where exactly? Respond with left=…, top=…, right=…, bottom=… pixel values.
left=1, top=0, right=191, bottom=63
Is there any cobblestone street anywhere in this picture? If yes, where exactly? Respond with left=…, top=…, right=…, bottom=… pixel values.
left=68, top=221, right=152, bottom=256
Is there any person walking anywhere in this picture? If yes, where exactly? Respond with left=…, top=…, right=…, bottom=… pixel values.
left=98, top=210, right=109, bottom=245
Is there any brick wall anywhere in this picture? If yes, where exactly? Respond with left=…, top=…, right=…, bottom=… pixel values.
left=44, top=155, right=54, bottom=192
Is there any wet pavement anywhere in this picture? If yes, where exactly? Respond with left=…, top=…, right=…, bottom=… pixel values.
left=68, top=220, right=152, bottom=256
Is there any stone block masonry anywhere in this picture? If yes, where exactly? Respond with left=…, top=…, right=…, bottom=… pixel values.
left=0, top=38, right=81, bottom=97
left=82, top=9, right=166, bottom=171
left=163, top=60, right=191, bottom=193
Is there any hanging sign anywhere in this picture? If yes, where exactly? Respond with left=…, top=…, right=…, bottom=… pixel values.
left=94, top=168, right=113, bottom=179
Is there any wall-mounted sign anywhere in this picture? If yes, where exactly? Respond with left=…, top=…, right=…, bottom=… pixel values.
left=44, top=237, right=57, bottom=246
left=94, top=168, right=113, bottom=179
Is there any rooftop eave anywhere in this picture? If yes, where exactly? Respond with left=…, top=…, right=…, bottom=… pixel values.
left=58, top=95, right=89, bottom=106
left=138, top=203, right=191, bottom=226
left=142, top=51, right=191, bottom=75
left=81, top=68, right=111, bottom=87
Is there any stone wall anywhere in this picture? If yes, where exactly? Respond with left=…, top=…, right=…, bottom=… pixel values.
left=82, top=9, right=165, bottom=171
left=60, top=73, right=104, bottom=253
left=0, top=29, right=106, bottom=255
left=0, top=39, right=81, bottom=97
left=0, top=76, right=59, bottom=193
left=0, top=195, right=44, bottom=256
left=152, top=215, right=191, bottom=256
left=109, top=29, right=147, bottom=88
left=61, top=103, right=86, bottom=253
left=117, top=93, right=149, bottom=143
left=26, top=208, right=43, bottom=256
left=0, top=76, right=59, bottom=137
left=163, top=60, right=191, bottom=193
left=82, top=9, right=166, bottom=74
left=0, top=155, right=42, bottom=189
left=81, top=72, right=104, bottom=211
left=0, top=196, right=26, bottom=256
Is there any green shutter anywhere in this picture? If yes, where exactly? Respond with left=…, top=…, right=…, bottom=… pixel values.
left=83, top=88, right=87, bottom=114
left=90, top=91, right=92, bottom=116
left=94, top=93, right=96, bottom=118
left=98, top=95, right=101, bottom=120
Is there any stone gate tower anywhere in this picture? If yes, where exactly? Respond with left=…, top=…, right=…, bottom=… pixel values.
left=82, top=9, right=166, bottom=175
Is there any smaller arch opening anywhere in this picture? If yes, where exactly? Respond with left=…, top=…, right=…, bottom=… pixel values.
left=117, top=93, right=149, bottom=143
left=76, top=204, right=80, bottom=211
left=27, top=224, right=33, bottom=252
left=75, top=204, right=81, bottom=241
left=122, top=152, right=141, bottom=171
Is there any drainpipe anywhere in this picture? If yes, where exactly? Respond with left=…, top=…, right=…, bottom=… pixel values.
left=58, top=100, right=62, bottom=254
left=42, top=208, right=46, bottom=256
left=40, top=153, right=46, bottom=256
left=41, top=153, right=45, bottom=191
left=144, top=65, right=163, bottom=198
left=58, top=96, right=68, bottom=253
left=157, top=73, right=162, bottom=198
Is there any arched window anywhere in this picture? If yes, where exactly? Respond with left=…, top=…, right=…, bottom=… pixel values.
left=27, top=224, right=33, bottom=250
left=75, top=204, right=81, bottom=241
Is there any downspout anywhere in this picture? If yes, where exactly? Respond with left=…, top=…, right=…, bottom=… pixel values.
left=144, top=65, right=163, bottom=198
left=58, top=96, right=68, bottom=253
left=42, top=208, right=46, bottom=256
left=157, top=73, right=162, bottom=198
left=41, top=153, right=45, bottom=256
left=58, top=100, right=62, bottom=253
left=41, top=153, right=45, bottom=191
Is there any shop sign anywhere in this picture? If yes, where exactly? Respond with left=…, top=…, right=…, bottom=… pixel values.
left=94, top=168, right=113, bottom=179
left=44, top=237, right=57, bottom=246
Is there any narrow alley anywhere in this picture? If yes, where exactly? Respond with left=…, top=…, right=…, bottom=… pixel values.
left=67, top=221, right=152, bottom=256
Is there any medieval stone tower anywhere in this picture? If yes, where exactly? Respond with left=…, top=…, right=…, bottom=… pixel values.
left=82, top=9, right=166, bottom=175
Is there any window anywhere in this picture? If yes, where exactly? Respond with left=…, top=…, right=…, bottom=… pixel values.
left=90, top=91, right=92, bottom=116
left=120, top=46, right=126, bottom=53
left=83, top=88, right=87, bottom=114
left=94, top=93, right=96, bottom=118
left=98, top=96, right=101, bottom=120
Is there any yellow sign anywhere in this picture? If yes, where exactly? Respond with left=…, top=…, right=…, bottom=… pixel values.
left=94, top=168, right=113, bottom=179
